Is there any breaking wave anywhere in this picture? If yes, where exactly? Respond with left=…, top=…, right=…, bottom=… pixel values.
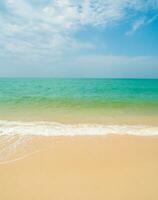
left=0, top=120, right=158, bottom=164
left=0, top=120, right=158, bottom=136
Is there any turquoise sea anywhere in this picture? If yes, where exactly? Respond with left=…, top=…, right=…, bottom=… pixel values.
left=0, top=78, right=158, bottom=123
left=0, top=78, right=158, bottom=163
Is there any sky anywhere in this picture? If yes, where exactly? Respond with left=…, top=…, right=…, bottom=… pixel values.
left=0, top=0, right=158, bottom=78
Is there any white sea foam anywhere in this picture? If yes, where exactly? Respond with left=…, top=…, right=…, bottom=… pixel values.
left=0, top=120, right=158, bottom=136
left=0, top=120, right=158, bottom=164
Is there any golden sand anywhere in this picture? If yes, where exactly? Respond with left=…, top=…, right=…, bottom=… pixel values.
left=0, top=135, right=158, bottom=200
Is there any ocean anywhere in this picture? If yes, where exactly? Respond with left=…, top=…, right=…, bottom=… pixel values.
left=0, top=78, right=158, bottom=136
left=0, top=78, right=158, bottom=163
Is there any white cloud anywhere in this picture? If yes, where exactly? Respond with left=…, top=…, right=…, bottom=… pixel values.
left=0, top=0, right=158, bottom=58
left=126, top=14, right=158, bottom=35
left=126, top=17, right=146, bottom=35
left=74, top=55, right=158, bottom=67
left=66, top=54, right=158, bottom=78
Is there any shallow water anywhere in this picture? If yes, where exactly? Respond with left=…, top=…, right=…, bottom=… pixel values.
left=0, top=78, right=158, bottom=163
left=0, top=78, right=158, bottom=122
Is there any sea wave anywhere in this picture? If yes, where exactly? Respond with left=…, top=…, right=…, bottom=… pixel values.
left=0, top=120, right=158, bottom=136
left=0, top=120, right=158, bottom=164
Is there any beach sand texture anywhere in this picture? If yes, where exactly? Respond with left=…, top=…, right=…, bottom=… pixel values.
left=0, top=135, right=158, bottom=200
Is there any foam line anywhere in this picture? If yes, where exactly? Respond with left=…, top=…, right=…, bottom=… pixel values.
left=0, top=120, right=158, bottom=136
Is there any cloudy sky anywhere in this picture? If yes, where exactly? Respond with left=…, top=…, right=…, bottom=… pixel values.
left=0, top=0, right=158, bottom=77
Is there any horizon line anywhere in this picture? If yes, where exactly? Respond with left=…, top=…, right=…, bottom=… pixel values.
left=0, top=77, right=157, bottom=79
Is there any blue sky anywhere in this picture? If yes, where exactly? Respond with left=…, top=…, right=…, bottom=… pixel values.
left=0, top=0, right=158, bottom=78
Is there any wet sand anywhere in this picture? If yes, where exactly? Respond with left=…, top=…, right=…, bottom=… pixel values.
left=0, top=135, right=158, bottom=200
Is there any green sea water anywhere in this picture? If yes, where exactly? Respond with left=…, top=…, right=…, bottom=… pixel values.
left=0, top=78, right=158, bottom=124
left=0, top=78, right=158, bottom=164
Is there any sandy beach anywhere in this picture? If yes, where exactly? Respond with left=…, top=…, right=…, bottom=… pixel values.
left=0, top=0, right=158, bottom=198
left=0, top=135, right=158, bottom=200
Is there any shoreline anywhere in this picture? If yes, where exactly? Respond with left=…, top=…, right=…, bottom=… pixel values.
left=0, top=114, right=158, bottom=126
left=0, top=120, right=158, bottom=137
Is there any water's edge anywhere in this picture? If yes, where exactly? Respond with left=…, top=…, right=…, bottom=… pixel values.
left=0, top=120, right=158, bottom=136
